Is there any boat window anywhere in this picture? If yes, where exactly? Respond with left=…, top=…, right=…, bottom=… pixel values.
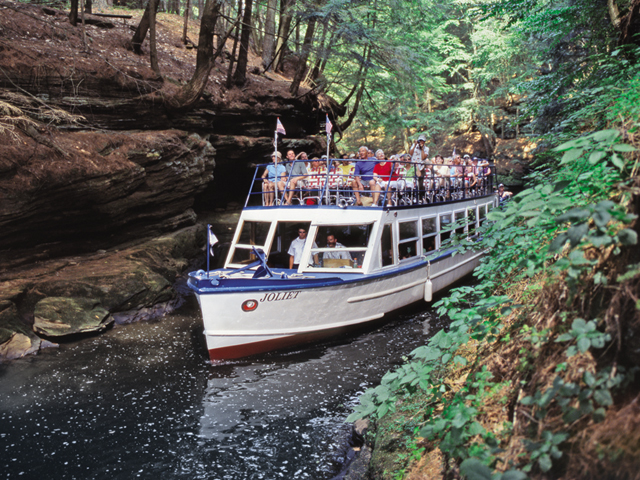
left=228, top=220, right=273, bottom=266
left=479, top=204, right=487, bottom=226
left=399, top=221, right=418, bottom=241
left=267, top=222, right=312, bottom=268
left=467, top=207, right=477, bottom=236
left=440, top=213, right=452, bottom=245
left=381, top=223, right=395, bottom=267
left=238, top=221, right=271, bottom=246
left=307, top=224, right=372, bottom=270
left=398, top=220, right=418, bottom=260
left=421, top=216, right=437, bottom=253
left=454, top=210, right=466, bottom=236
left=229, top=247, right=256, bottom=265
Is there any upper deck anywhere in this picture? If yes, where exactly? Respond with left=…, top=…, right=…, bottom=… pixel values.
left=246, top=157, right=496, bottom=209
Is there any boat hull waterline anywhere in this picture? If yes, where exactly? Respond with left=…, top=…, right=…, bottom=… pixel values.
left=192, top=249, right=482, bottom=359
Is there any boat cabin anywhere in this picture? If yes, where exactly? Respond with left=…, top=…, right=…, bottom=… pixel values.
left=219, top=158, right=497, bottom=276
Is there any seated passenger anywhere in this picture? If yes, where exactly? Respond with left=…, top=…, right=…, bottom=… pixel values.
left=261, top=152, right=287, bottom=206
left=322, top=234, right=353, bottom=265
left=396, top=153, right=418, bottom=189
left=336, top=159, right=355, bottom=186
left=351, top=145, right=378, bottom=206
left=433, top=155, right=449, bottom=189
left=373, top=149, right=395, bottom=206
left=285, top=151, right=310, bottom=205
left=304, top=158, right=327, bottom=203
left=450, top=155, right=464, bottom=187
left=464, top=157, right=475, bottom=190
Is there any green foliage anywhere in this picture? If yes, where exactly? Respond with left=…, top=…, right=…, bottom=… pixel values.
left=347, top=120, right=638, bottom=477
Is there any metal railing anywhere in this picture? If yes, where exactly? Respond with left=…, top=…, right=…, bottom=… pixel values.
left=246, top=159, right=496, bottom=208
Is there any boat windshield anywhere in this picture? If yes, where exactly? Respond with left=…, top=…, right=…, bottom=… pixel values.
left=305, top=224, right=373, bottom=270
left=228, top=220, right=272, bottom=266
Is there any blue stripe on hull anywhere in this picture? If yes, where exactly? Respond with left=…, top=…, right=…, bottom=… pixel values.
left=188, top=249, right=457, bottom=295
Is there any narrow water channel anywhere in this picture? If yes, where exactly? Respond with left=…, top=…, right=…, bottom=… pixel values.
left=0, top=296, right=444, bottom=480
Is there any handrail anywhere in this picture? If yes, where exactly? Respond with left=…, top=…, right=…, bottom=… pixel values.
left=248, top=158, right=497, bottom=208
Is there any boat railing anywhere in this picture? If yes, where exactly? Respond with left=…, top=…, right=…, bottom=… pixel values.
left=246, top=158, right=496, bottom=208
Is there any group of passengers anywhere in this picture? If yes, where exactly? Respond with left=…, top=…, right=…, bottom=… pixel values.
left=261, top=137, right=493, bottom=206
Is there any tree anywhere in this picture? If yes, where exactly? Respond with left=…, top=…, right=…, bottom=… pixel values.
left=148, top=0, right=161, bottom=75
left=232, top=0, right=254, bottom=85
left=290, top=15, right=317, bottom=95
left=131, top=0, right=161, bottom=54
left=167, top=0, right=223, bottom=110
left=273, top=0, right=296, bottom=72
left=262, top=0, right=278, bottom=70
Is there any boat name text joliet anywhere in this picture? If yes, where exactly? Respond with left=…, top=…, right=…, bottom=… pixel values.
left=259, top=291, right=301, bottom=303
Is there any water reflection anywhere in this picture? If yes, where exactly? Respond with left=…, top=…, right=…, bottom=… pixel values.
left=0, top=296, right=442, bottom=480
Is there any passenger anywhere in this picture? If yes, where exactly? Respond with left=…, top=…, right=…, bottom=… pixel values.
left=410, top=135, right=429, bottom=165
left=373, top=150, right=399, bottom=206
left=410, top=135, right=430, bottom=189
left=284, top=149, right=297, bottom=173
left=261, top=152, right=287, bottom=206
left=433, top=155, right=449, bottom=189
left=351, top=146, right=377, bottom=206
left=477, top=157, right=491, bottom=187
left=451, top=155, right=464, bottom=187
left=288, top=227, right=318, bottom=269
left=285, top=151, right=309, bottom=205
left=337, top=158, right=355, bottom=186
left=467, top=157, right=478, bottom=192
left=323, top=234, right=352, bottom=262
left=395, top=153, right=416, bottom=193
left=497, top=183, right=513, bottom=204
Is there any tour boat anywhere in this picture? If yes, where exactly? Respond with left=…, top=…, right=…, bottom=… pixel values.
left=188, top=158, right=497, bottom=361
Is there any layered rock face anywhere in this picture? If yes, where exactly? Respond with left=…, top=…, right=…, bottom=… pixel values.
left=0, top=129, right=214, bottom=266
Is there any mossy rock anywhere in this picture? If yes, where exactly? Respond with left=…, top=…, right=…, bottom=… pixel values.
left=33, top=297, right=112, bottom=336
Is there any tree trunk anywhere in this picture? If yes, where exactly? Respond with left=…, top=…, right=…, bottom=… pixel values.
left=69, top=0, right=78, bottom=26
left=310, top=19, right=328, bottom=80
left=619, top=0, right=640, bottom=46
left=274, top=0, right=295, bottom=72
left=182, top=0, right=191, bottom=44
left=262, top=0, right=277, bottom=70
left=131, top=0, right=160, bottom=54
left=290, top=17, right=316, bottom=96
left=226, top=0, right=243, bottom=88
left=149, top=0, right=161, bottom=75
left=84, top=0, right=92, bottom=14
left=252, top=3, right=264, bottom=55
left=232, top=0, right=254, bottom=85
left=339, top=45, right=371, bottom=131
left=167, top=0, right=224, bottom=110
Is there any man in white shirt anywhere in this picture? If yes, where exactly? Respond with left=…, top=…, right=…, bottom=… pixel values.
left=288, top=227, right=317, bottom=269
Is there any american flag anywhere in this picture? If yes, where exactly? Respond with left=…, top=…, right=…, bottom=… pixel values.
left=276, top=117, right=286, bottom=135
left=325, top=114, right=332, bottom=135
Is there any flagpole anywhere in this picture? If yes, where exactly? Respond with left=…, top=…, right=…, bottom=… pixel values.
left=206, top=224, right=210, bottom=276
left=325, top=114, right=332, bottom=204
left=274, top=129, right=279, bottom=204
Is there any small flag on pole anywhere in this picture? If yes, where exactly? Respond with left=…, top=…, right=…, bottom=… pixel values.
left=209, top=226, right=219, bottom=256
left=276, top=117, right=286, bottom=135
left=325, top=114, right=332, bottom=135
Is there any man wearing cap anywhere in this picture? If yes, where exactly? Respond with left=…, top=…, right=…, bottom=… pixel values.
left=261, top=151, right=287, bottom=206
left=497, top=183, right=512, bottom=204
left=410, top=135, right=430, bottom=192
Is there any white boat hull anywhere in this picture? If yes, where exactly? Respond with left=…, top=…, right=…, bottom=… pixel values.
left=196, top=248, right=482, bottom=360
